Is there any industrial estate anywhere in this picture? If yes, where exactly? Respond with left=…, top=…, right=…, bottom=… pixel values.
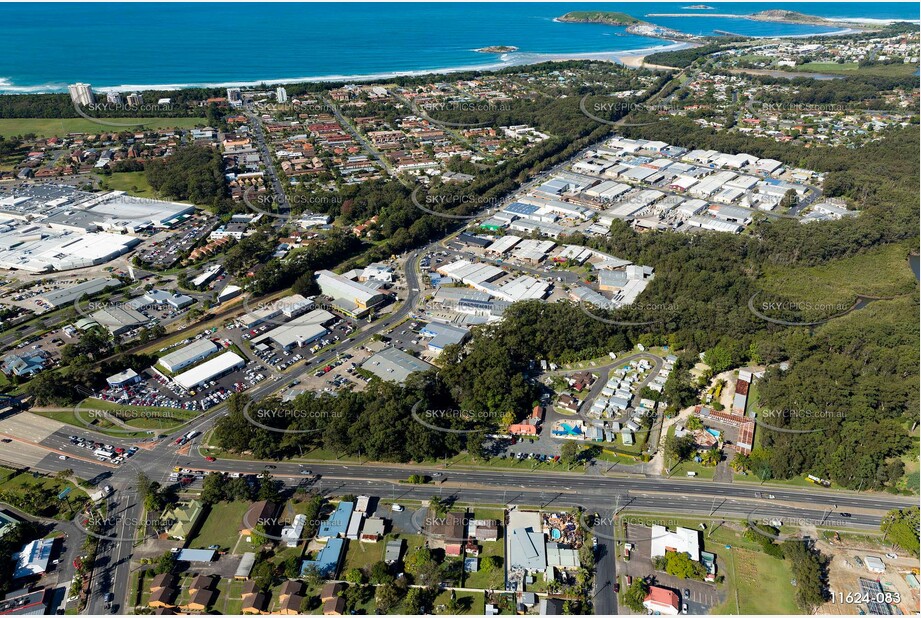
left=0, top=4, right=917, bottom=618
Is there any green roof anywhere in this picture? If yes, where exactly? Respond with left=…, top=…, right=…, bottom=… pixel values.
left=166, top=500, right=204, bottom=539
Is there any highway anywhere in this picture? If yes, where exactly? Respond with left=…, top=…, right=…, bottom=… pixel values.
left=71, top=249, right=424, bottom=613
left=11, top=199, right=908, bottom=614
left=2, top=72, right=900, bottom=613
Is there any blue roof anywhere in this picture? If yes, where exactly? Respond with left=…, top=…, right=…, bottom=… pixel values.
left=420, top=322, right=469, bottom=350
left=624, top=156, right=652, bottom=166
left=504, top=202, right=539, bottom=215
left=2, top=353, right=45, bottom=377
left=176, top=548, right=215, bottom=562
left=318, top=501, right=353, bottom=539
left=301, top=537, right=345, bottom=578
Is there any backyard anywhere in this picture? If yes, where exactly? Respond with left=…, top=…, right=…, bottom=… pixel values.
left=187, top=501, right=250, bottom=551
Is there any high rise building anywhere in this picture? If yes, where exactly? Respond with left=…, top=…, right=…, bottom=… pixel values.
left=227, top=87, right=242, bottom=106
left=106, top=92, right=123, bottom=105
left=276, top=87, right=288, bottom=103
left=126, top=93, right=143, bottom=106
left=68, top=83, right=95, bottom=106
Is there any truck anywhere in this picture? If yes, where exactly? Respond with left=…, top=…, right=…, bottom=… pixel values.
left=94, top=448, right=113, bottom=459
left=184, top=430, right=200, bottom=440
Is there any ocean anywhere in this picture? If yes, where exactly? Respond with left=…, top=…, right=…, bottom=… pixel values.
left=0, top=2, right=916, bottom=94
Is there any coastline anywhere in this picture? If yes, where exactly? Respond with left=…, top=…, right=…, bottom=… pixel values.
left=0, top=42, right=691, bottom=95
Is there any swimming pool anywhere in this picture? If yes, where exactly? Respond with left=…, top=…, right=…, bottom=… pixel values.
left=705, top=428, right=721, bottom=438
left=554, top=423, right=583, bottom=436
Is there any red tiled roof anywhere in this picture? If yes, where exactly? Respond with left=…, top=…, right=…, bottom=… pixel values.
left=644, top=586, right=680, bottom=611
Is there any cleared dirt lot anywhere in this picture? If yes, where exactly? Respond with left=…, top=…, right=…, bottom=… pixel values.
left=817, top=537, right=919, bottom=615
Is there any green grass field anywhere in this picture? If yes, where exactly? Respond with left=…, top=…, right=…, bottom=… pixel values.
left=187, top=501, right=249, bottom=551
left=713, top=547, right=799, bottom=615
left=792, top=61, right=919, bottom=77
left=97, top=171, right=156, bottom=198
left=0, top=116, right=204, bottom=138
left=0, top=465, right=86, bottom=518
left=433, top=590, right=486, bottom=615
left=342, top=537, right=387, bottom=573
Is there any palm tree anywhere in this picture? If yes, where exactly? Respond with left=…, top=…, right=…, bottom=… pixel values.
left=701, top=449, right=721, bottom=467
left=429, top=496, right=447, bottom=516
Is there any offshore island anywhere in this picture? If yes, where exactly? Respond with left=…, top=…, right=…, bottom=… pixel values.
left=474, top=45, right=519, bottom=53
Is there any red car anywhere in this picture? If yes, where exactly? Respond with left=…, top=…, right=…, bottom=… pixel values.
left=204, top=456, right=216, bottom=462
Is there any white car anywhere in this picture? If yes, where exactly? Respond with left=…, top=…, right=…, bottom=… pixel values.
left=885, top=553, right=898, bottom=560
left=58, top=455, right=68, bottom=460
left=391, top=504, right=404, bottom=512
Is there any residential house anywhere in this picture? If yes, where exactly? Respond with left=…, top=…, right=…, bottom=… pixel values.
left=165, top=500, right=204, bottom=540
left=276, top=580, right=305, bottom=615
left=425, top=511, right=467, bottom=556
left=181, top=588, right=216, bottom=613
left=320, top=583, right=344, bottom=602
left=359, top=517, right=385, bottom=542
left=323, top=597, right=346, bottom=616
left=384, top=539, right=403, bottom=564
left=643, top=586, right=680, bottom=615
left=148, top=586, right=178, bottom=609
left=150, top=574, right=178, bottom=592
left=556, top=394, right=580, bottom=414
left=241, top=581, right=268, bottom=615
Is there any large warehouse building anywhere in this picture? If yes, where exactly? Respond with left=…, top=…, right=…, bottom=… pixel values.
left=174, top=351, right=245, bottom=391
left=316, top=270, right=387, bottom=317
left=251, top=308, right=335, bottom=350
left=361, top=347, right=433, bottom=383
left=0, top=185, right=194, bottom=272
left=90, top=305, right=149, bottom=336
left=158, top=339, right=220, bottom=374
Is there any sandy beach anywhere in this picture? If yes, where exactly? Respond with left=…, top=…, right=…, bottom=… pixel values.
left=615, top=40, right=697, bottom=70
left=616, top=54, right=682, bottom=70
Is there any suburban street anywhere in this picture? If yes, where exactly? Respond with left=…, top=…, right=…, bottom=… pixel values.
left=1, top=229, right=912, bottom=614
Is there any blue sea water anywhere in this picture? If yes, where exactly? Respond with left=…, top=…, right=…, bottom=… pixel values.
left=0, top=2, right=916, bottom=93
